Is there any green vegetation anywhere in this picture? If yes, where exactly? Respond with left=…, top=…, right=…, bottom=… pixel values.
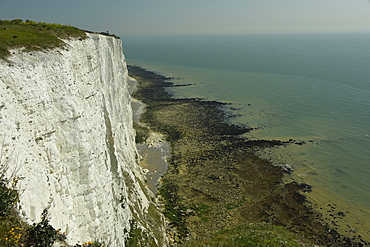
left=0, top=176, right=65, bottom=247
left=133, top=122, right=150, bottom=143
left=0, top=201, right=27, bottom=246
left=158, top=178, right=187, bottom=238
left=182, top=223, right=313, bottom=247
left=27, top=218, right=60, bottom=247
left=0, top=163, right=27, bottom=246
left=192, top=203, right=210, bottom=222
left=128, top=66, right=337, bottom=246
left=0, top=164, right=106, bottom=246
left=0, top=181, right=18, bottom=217
left=0, top=182, right=105, bottom=246
left=75, top=241, right=105, bottom=247
left=124, top=219, right=158, bottom=247
left=0, top=19, right=87, bottom=59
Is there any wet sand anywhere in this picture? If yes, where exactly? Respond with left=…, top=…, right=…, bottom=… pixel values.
left=129, top=76, right=170, bottom=194
left=128, top=65, right=369, bottom=246
left=137, top=142, right=170, bottom=194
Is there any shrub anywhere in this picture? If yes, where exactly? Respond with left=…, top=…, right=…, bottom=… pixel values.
left=0, top=180, right=18, bottom=217
left=0, top=148, right=20, bottom=217
left=26, top=218, right=58, bottom=247
left=10, top=19, right=22, bottom=25
left=74, top=241, right=105, bottom=247
left=133, top=123, right=150, bottom=143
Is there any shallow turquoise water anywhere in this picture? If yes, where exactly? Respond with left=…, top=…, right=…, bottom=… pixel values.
left=122, top=33, right=370, bottom=226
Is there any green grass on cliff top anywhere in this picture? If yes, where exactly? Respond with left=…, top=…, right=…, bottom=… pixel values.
left=0, top=19, right=87, bottom=59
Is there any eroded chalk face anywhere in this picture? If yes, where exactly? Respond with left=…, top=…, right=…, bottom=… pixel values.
left=0, top=33, right=166, bottom=246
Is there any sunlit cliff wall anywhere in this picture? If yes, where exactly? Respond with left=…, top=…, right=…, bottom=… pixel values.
left=0, top=33, right=166, bottom=246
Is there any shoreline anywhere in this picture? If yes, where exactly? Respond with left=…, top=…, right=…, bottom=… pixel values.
left=255, top=143, right=370, bottom=244
left=128, top=65, right=368, bottom=246
left=129, top=76, right=170, bottom=194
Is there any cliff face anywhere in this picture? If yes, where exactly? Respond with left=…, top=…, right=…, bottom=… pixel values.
left=0, top=33, right=165, bottom=246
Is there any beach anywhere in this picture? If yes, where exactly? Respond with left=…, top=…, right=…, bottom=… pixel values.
left=128, top=65, right=368, bottom=246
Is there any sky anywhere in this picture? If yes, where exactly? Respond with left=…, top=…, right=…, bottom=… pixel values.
left=0, top=0, right=370, bottom=36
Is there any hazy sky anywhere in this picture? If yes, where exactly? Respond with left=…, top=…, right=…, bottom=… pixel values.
left=0, top=0, right=370, bottom=36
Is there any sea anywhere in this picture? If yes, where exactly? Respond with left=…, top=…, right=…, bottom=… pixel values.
left=122, top=32, right=370, bottom=239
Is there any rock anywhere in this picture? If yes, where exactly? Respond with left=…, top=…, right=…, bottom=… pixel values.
left=0, top=34, right=166, bottom=246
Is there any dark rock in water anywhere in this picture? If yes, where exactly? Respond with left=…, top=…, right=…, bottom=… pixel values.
left=337, top=211, right=346, bottom=217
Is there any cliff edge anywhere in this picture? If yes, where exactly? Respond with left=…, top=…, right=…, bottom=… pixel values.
left=0, top=32, right=166, bottom=246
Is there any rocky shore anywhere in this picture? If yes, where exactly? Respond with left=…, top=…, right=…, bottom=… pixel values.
left=128, top=65, right=368, bottom=246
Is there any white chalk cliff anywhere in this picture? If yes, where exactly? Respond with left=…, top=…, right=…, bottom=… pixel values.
left=0, top=33, right=166, bottom=246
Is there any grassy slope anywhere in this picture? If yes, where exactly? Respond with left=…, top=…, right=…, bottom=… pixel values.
left=0, top=19, right=87, bottom=59
left=182, top=223, right=311, bottom=247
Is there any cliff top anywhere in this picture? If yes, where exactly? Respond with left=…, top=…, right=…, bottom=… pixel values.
left=0, top=19, right=88, bottom=59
